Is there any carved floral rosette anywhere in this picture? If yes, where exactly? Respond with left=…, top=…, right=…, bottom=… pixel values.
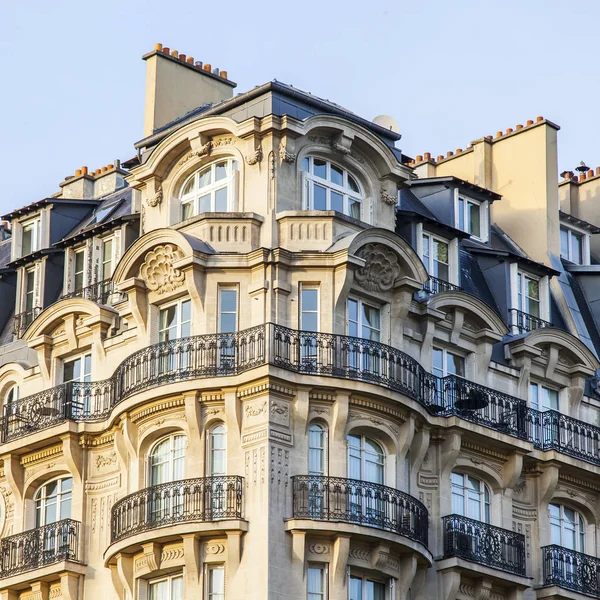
left=139, top=244, right=185, bottom=294
left=355, top=243, right=401, bottom=292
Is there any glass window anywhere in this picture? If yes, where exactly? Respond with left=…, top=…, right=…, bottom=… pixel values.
left=149, top=574, right=183, bottom=600
left=209, top=425, right=226, bottom=477
left=101, top=238, right=114, bottom=281
left=300, top=287, right=319, bottom=332
left=560, top=227, right=584, bottom=264
left=347, top=434, right=384, bottom=484
left=4, top=385, right=18, bottom=406
left=350, top=576, right=385, bottom=600
left=308, top=424, right=327, bottom=476
left=347, top=299, right=380, bottom=342
left=517, top=272, right=540, bottom=317
left=35, top=477, right=73, bottom=526
left=550, top=503, right=585, bottom=552
left=159, top=299, right=192, bottom=343
left=24, top=269, right=35, bottom=312
left=21, top=219, right=41, bottom=256
left=179, top=159, right=238, bottom=220
left=64, top=354, right=92, bottom=384
left=219, top=289, right=238, bottom=333
left=302, top=157, right=363, bottom=220
left=529, top=383, right=559, bottom=412
left=207, top=565, right=225, bottom=600
left=307, top=565, right=326, bottom=600
left=456, top=196, right=483, bottom=239
left=74, top=249, right=85, bottom=291
left=432, top=348, right=465, bottom=378
left=422, top=233, right=450, bottom=281
left=149, top=434, right=187, bottom=486
left=451, top=472, right=490, bottom=523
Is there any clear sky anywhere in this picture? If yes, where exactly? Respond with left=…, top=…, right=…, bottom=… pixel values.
left=1, top=0, right=598, bottom=215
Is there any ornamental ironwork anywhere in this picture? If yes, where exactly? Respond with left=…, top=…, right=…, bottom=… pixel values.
left=61, top=279, right=125, bottom=305
left=111, top=476, right=244, bottom=543
left=510, top=308, right=553, bottom=334
left=291, top=475, right=428, bottom=547
left=443, top=514, right=525, bottom=575
left=542, top=544, right=600, bottom=597
left=13, top=307, right=42, bottom=338
left=422, top=276, right=462, bottom=296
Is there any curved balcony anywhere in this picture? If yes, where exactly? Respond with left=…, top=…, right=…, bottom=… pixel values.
left=291, top=475, right=428, bottom=547
left=510, top=308, right=553, bottom=334
left=443, top=514, right=525, bottom=576
left=6, top=323, right=600, bottom=472
left=542, top=545, right=600, bottom=597
left=0, top=519, right=81, bottom=579
left=111, top=476, right=244, bottom=544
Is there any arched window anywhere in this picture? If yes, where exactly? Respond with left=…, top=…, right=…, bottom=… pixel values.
left=347, top=434, right=384, bottom=484
left=4, top=385, right=18, bottom=405
left=208, top=425, right=226, bottom=477
left=451, top=472, right=490, bottom=523
left=35, top=477, right=73, bottom=526
left=302, top=157, right=363, bottom=220
left=180, top=159, right=239, bottom=220
left=149, top=434, right=187, bottom=486
left=308, top=423, right=327, bottom=476
left=550, top=503, right=585, bottom=552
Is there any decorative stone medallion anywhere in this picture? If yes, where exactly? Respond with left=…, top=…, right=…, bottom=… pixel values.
left=355, top=243, right=401, bottom=292
left=139, top=244, right=185, bottom=294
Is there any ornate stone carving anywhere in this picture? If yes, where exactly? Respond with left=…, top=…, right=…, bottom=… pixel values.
left=331, top=141, right=351, bottom=155
left=245, top=401, right=267, bottom=417
left=307, top=543, right=329, bottom=554
left=205, top=543, right=225, bottom=555
left=95, top=451, right=118, bottom=470
left=279, top=145, right=296, bottom=163
left=349, top=547, right=371, bottom=561
left=245, top=147, right=263, bottom=165
left=178, top=141, right=213, bottom=165
left=139, top=244, right=185, bottom=294
left=380, top=189, right=397, bottom=206
left=147, top=184, right=162, bottom=208
left=270, top=402, right=288, bottom=417
left=355, top=243, right=401, bottom=292
left=160, top=546, right=184, bottom=563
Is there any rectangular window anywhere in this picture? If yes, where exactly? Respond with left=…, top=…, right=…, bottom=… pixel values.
left=21, top=219, right=41, bottom=256
left=101, top=238, right=114, bottom=281
left=517, top=272, right=540, bottom=317
left=149, top=574, right=183, bottom=600
left=350, top=576, right=385, bottom=600
left=432, top=347, right=465, bottom=378
left=529, top=382, right=559, bottom=411
left=24, top=269, right=35, bottom=312
left=159, top=299, right=192, bottom=343
left=219, top=288, right=238, bottom=333
left=347, top=299, right=380, bottom=342
left=456, top=196, right=483, bottom=239
left=300, top=287, right=319, bottom=332
left=307, top=565, right=326, bottom=600
left=560, top=227, right=584, bottom=264
left=74, top=249, right=85, bottom=291
left=207, top=565, right=225, bottom=600
left=422, top=233, right=449, bottom=281
left=64, top=354, right=92, bottom=384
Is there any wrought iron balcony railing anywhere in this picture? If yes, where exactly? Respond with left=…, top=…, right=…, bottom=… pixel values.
left=111, top=476, right=244, bottom=543
left=443, top=514, right=526, bottom=575
left=13, top=307, right=42, bottom=338
left=0, top=519, right=81, bottom=578
left=542, top=545, right=600, bottom=597
left=6, top=323, right=600, bottom=472
left=422, top=277, right=462, bottom=296
left=510, top=308, right=553, bottom=334
left=291, top=475, right=428, bottom=546
left=61, top=279, right=126, bottom=304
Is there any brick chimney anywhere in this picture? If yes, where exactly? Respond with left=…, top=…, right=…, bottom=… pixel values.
left=143, top=43, right=237, bottom=137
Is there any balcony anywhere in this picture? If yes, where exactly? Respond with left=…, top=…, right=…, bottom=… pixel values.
left=443, top=514, right=525, bottom=576
left=12, top=307, right=41, bottom=338
left=422, top=276, right=462, bottom=296
left=291, top=475, right=428, bottom=547
left=61, top=279, right=125, bottom=304
left=542, top=545, right=600, bottom=597
left=111, top=476, right=244, bottom=543
left=0, top=519, right=81, bottom=579
left=510, top=308, right=553, bottom=334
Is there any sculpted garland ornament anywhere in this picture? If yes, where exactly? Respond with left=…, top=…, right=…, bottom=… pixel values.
left=147, top=184, right=163, bottom=208
left=380, top=188, right=397, bottom=206
left=355, top=243, right=401, bottom=292
left=139, top=244, right=185, bottom=294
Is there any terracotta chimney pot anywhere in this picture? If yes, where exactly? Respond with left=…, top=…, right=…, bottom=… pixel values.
left=424, top=152, right=431, bottom=160
left=171, top=49, right=178, bottom=58
left=82, top=166, right=88, bottom=175
left=179, top=53, right=186, bottom=62
left=573, top=175, right=579, bottom=182
left=187, top=56, right=194, bottom=64
left=101, top=166, right=108, bottom=173
left=95, top=169, right=101, bottom=175
left=107, top=164, right=114, bottom=170
left=162, top=47, right=170, bottom=54
left=588, top=170, right=594, bottom=178
left=416, top=155, right=423, bottom=162
left=75, top=169, right=82, bottom=176
left=596, top=167, right=600, bottom=177
left=526, top=120, right=534, bottom=126
left=516, top=124, right=523, bottom=130
left=437, top=155, right=444, bottom=161
left=220, top=70, right=228, bottom=79
left=456, top=148, right=463, bottom=153
left=485, top=135, right=493, bottom=140
left=506, top=128, right=513, bottom=134
left=536, top=116, right=544, bottom=122
left=154, top=43, right=163, bottom=51
left=496, top=131, right=503, bottom=138
left=581, top=172, right=587, bottom=181
left=204, top=63, right=212, bottom=72
left=447, top=151, right=454, bottom=157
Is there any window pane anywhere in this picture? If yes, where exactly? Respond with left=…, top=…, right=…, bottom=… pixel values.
left=313, top=184, right=327, bottom=210
left=457, top=198, right=465, bottom=230
left=348, top=174, right=360, bottom=193
left=302, top=288, right=318, bottom=312
left=350, top=577, right=363, bottom=600
left=302, top=157, right=310, bottom=172
left=199, top=194, right=211, bottom=213
left=560, top=228, right=569, bottom=258
left=349, top=198, right=361, bottom=220
left=209, top=567, right=225, bottom=597
left=102, top=240, right=113, bottom=280
left=526, top=278, right=539, bottom=300
left=182, top=176, right=195, bottom=196
left=331, top=191, right=343, bottom=213
left=182, top=201, right=194, bottom=221
left=215, top=187, right=228, bottom=212
left=447, top=353, right=464, bottom=377
left=307, top=567, right=324, bottom=598
left=422, top=235, right=430, bottom=259
left=572, top=233, right=583, bottom=264
left=215, top=161, right=228, bottom=181
left=171, top=576, right=183, bottom=600
left=362, top=305, right=380, bottom=331
left=432, top=348, right=444, bottom=377
left=330, top=164, right=343, bottom=186
left=367, top=580, right=385, bottom=600
left=543, top=387, right=559, bottom=410
left=198, top=168, right=212, bottom=188
left=313, top=159, right=327, bottom=179
left=468, top=202, right=481, bottom=237
left=529, top=383, right=539, bottom=410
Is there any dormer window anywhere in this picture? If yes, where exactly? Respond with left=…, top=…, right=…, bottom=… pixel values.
left=180, top=159, right=239, bottom=221
left=74, top=249, right=85, bottom=291
left=417, top=227, right=460, bottom=293
left=510, top=264, right=551, bottom=333
left=422, top=233, right=449, bottom=281
left=560, top=226, right=589, bottom=265
left=22, top=218, right=41, bottom=256
left=302, top=157, right=363, bottom=220
left=455, top=194, right=488, bottom=242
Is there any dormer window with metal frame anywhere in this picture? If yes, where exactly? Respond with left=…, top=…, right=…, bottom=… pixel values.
left=416, top=225, right=461, bottom=294
left=509, top=264, right=551, bottom=334
left=21, top=218, right=41, bottom=257
left=180, top=159, right=239, bottom=221
left=455, top=193, right=489, bottom=242
left=301, top=157, right=364, bottom=221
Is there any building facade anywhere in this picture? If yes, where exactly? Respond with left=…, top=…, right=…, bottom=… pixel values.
left=0, top=43, right=600, bottom=600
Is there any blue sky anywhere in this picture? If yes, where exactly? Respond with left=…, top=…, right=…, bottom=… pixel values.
left=1, top=0, right=598, bottom=215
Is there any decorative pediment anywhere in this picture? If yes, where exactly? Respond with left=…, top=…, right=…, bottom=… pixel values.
left=139, top=244, right=185, bottom=295
left=355, top=243, right=401, bottom=292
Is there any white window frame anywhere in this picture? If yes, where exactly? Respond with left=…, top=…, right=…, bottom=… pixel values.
left=549, top=503, right=585, bottom=553
left=218, top=287, right=238, bottom=334
left=451, top=472, right=491, bottom=523
left=302, top=157, right=364, bottom=221
left=509, top=264, right=550, bottom=331
left=419, top=228, right=461, bottom=286
left=148, top=433, right=187, bottom=486
left=158, top=298, right=192, bottom=343
left=147, top=572, right=184, bottom=600
left=529, top=381, right=560, bottom=412
left=307, top=563, right=328, bottom=600
left=3, top=384, right=18, bottom=406
left=560, top=224, right=590, bottom=265
left=308, top=422, right=328, bottom=476
left=180, top=158, right=239, bottom=220
left=100, top=236, right=115, bottom=281
left=300, top=285, right=320, bottom=332
left=349, top=573, right=387, bottom=600
left=432, top=347, right=465, bottom=378
left=454, top=191, right=488, bottom=242
left=73, top=248, right=86, bottom=291
left=21, top=218, right=41, bottom=256
left=347, top=434, right=385, bottom=485
left=23, top=267, right=36, bottom=313
left=207, top=424, right=227, bottom=477
left=205, top=564, right=225, bottom=600
left=34, top=476, right=73, bottom=526
left=347, top=298, right=381, bottom=342
left=63, top=353, right=92, bottom=384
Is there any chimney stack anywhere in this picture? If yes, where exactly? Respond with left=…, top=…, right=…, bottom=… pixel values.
left=143, top=43, right=237, bottom=137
